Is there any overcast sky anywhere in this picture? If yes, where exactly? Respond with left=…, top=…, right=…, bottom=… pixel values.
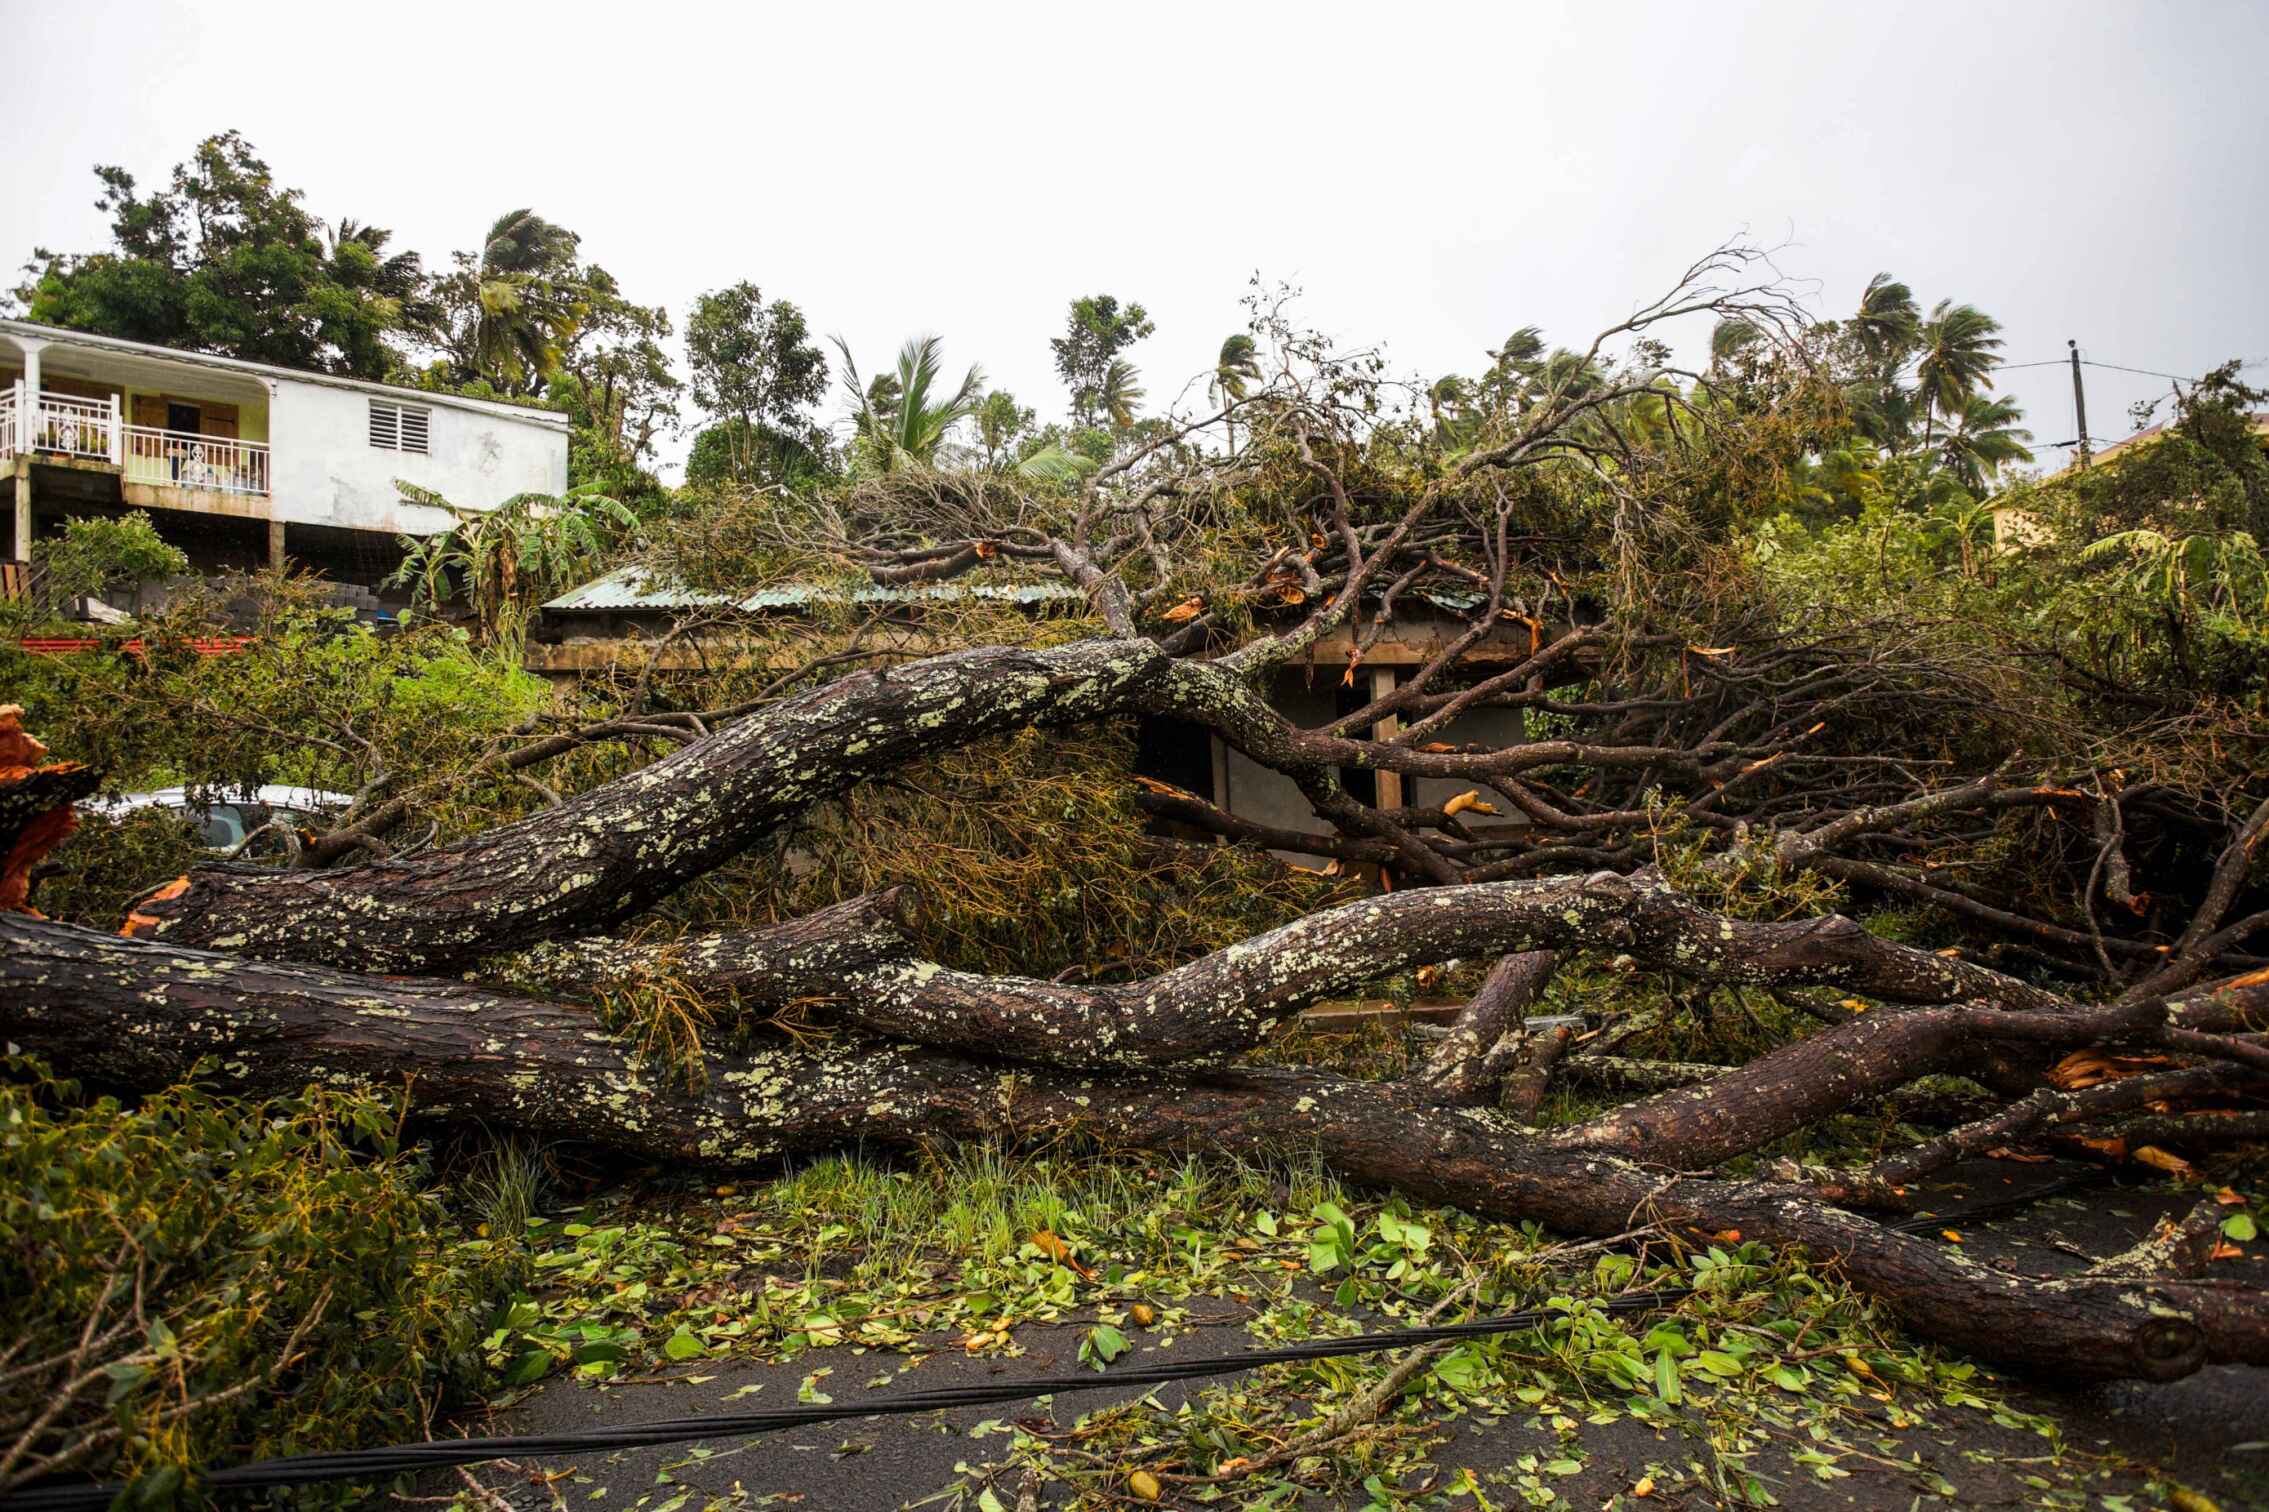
left=5, top=0, right=2263, bottom=479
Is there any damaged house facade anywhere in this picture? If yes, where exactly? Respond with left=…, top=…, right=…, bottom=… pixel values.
left=2, top=318, right=570, bottom=590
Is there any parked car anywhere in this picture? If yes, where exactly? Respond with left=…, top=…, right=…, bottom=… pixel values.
left=79, top=785, right=352, bottom=859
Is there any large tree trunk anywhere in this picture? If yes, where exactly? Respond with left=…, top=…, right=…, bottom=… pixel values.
left=7, top=912, right=2264, bottom=1386
left=126, top=640, right=1178, bottom=973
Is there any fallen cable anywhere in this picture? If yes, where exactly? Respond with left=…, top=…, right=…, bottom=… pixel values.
left=4, top=1292, right=1683, bottom=1509
left=1, top=1173, right=2106, bottom=1509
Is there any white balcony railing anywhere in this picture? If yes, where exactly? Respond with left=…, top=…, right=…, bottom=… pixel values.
left=122, top=424, right=271, bottom=498
left=2, top=383, right=270, bottom=498
left=26, top=392, right=117, bottom=462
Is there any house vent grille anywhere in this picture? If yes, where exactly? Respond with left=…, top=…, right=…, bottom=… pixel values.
left=368, top=400, right=431, bottom=455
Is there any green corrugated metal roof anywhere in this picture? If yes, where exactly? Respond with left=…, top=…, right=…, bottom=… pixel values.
left=542, top=566, right=1082, bottom=614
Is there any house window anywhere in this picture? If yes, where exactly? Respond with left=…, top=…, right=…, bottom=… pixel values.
left=368, top=399, right=431, bottom=456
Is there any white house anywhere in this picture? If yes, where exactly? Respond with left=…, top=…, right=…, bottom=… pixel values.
left=0, top=318, right=570, bottom=586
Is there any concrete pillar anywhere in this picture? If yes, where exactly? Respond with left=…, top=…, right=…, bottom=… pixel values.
left=12, top=462, right=31, bottom=563
left=267, top=518, right=286, bottom=573
left=20, top=339, right=45, bottom=453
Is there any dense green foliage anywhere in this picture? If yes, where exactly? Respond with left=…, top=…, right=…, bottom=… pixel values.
left=0, top=1056, right=515, bottom=1501
left=14, top=133, right=421, bottom=380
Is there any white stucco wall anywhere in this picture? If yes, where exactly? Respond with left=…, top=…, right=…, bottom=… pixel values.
left=268, top=379, right=569, bottom=534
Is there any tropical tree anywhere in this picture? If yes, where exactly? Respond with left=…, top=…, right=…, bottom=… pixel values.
left=464, top=210, right=585, bottom=394
left=973, top=391, right=1036, bottom=471
left=1210, top=334, right=1262, bottom=449
left=1098, top=358, right=1145, bottom=429
left=1937, top=393, right=2035, bottom=493
left=1708, top=318, right=1763, bottom=373
left=1051, top=294, right=1153, bottom=426
left=1849, top=273, right=1921, bottom=368
left=1913, top=300, right=2005, bottom=446
left=684, top=283, right=830, bottom=491
left=16, top=132, right=414, bottom=379
left=833, top=335, right=985, bottom=472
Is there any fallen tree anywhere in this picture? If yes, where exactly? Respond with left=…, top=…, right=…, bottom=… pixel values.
left=6, top=907, right=2265, bottom=1383
left=10, top=248, right=2267, bottom=1396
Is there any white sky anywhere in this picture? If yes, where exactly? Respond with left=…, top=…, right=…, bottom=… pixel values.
left=5, top=0, right=2264, bottom=480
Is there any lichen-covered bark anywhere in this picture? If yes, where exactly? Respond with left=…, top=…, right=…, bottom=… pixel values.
left=128, top=639, right=1180, bottom=973
left=504, top=873, right=2078, bottom=1072
left=5, top=911, right=2261, bottom=1385
left=1419, top=950, right=1563, bottom=1104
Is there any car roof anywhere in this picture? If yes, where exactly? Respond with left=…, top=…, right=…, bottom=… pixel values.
left=81, top=784, right=354, bottom=814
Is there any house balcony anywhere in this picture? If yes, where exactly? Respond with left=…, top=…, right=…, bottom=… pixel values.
left=4, top=382, right=272, bottom=501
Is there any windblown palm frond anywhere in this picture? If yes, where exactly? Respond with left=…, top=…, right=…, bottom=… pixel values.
left=1099, top=359, right=1144, bottom=429
left=1013, top=444, right=1099, bottom=484
left=1852, top=273, right=1921, bottom=364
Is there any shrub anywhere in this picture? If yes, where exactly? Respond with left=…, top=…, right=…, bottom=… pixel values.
left=42, top=512, right=191, bottom=611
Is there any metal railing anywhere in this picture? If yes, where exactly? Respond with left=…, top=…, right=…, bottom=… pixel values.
left=3, top=385, right=272, bottom=498
left=122, top=424, right=271, bottom=497
left=25, top=392, right=118, bottom=462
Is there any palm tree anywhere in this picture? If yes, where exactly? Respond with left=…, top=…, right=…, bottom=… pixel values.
left=1938, top=394, right=2034, bottom=493
left=1098, top=358, right=1145, bottom=430
left=1913, top=300, right=2005, bottom=447
left=833, top=335, right=984, bottom=471
left=327, top=219, right=426, bottom=308
left=472, top=209, right=584, bottom=393
left=1850, top=273, right=1921, bottom=367
left=1210, top=334, right=1262, bottom=449
left=1708, top=318, right=1761, bottom=373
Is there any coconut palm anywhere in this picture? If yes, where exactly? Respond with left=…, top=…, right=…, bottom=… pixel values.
left=471, top=209, right=585, bottom=393
left=1210, top=334, right=1262, bottom=449
left=1913, top=300, right=2005, bottom=446
left=1850, top=273, right=1921, bottom=367
left=1099, top=358, right=1145, bottom=429
left=1709, top=318, right=1762, bottom=373
left=1937, top=394, right=2035, bottom=493
left=833, top=335, right=984, bottom=471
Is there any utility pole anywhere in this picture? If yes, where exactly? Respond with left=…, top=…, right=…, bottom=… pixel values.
left=2069, top=339, right=2091, bottom=466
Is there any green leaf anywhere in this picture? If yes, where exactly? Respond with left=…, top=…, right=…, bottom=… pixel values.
left=103, top=1361, right=150, bottom=1405
left=2223, top=1212, right=2258, bottom=1242
left=663, top=1327, right=706, bottom=1361
left=1696, top=1349, right=1744, bottom=1378
left=1084, top=1323, right=1129, bottom=1369
left=1654, top=1348, right=1682, bottom=1404
left=504, top=1348, right=556, bottom=1386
